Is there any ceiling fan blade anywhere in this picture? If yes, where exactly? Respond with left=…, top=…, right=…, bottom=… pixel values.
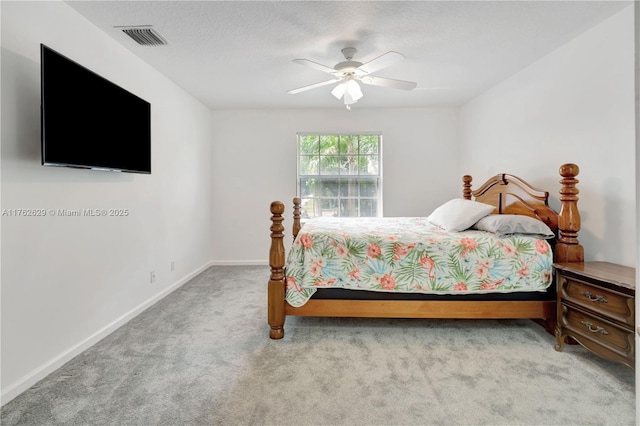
left=293, top=58, right=337, bottom=75
left=358, top=51, right=404, bottom=74
left=287, top=79, right=340, bottom=94
left=360, top=76, right=417, bottom=90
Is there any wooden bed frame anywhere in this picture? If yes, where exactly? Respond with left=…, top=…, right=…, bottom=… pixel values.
left=268, top=163, right=584, bottom=339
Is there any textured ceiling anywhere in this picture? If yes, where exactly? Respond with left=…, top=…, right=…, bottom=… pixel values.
left=66, top=1, right=631, bottom=110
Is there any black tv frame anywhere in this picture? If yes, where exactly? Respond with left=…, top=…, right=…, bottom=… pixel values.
left=40, top=44, right=152, bottom=174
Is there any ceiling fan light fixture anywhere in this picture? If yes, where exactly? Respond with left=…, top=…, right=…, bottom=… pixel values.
left=344, top=80, right=363, bottom=103
left=333, top=79, right=363, bottom=107
left=331, top=83, right=346, bottom=100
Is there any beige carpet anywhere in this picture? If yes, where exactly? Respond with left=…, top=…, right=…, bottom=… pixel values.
left=1, top=266, right=635, bottom=425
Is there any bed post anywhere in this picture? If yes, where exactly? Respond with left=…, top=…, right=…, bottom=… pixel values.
left=462, top=175, right=472, bottom=200
left=292, top=197, right=301, bottom=240
left=268, top=201, right=286, bottom=339
left=555, top=163, right=584, bottom=263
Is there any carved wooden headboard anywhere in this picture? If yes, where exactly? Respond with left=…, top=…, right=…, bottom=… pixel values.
left=462, top=163, right=583, bottom=263
left=463, top=172, right=558, bottom=232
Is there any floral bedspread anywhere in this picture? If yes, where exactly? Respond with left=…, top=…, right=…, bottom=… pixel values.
left=284, top=217, right=553, bottom=307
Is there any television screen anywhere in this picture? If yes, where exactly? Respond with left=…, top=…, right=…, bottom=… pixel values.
left=41, top=44, right=151, bottom=174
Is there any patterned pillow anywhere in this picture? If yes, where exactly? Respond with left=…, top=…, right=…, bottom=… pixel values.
left=427, top=199, right=495, bottom=231
left=473, top=214, right=555, bottom=239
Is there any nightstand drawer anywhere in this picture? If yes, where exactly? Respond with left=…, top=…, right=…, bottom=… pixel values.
left=554, top=262, right=635, bottom=370
left=560, top=275, right=634, bottom=326
left=561, top=305, right=634, bottom=359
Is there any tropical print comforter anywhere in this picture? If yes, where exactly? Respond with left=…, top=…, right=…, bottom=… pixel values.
left=284, top=217, right=553, bottom=307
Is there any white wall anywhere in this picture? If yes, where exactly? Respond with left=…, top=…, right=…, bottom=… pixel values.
left=210, top=108, right=460, bottom=263
left=1, top=1, right=213, bottom=402
left=459, top=6, right=636, bottom=267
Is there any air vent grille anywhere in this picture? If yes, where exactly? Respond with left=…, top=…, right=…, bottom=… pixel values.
left=120, top=27, right=168, bottom=46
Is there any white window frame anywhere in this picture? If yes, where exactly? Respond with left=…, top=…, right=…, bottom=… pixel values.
left=296, top=132, right=383, bottom=218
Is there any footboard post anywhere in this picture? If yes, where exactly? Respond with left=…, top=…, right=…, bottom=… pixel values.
left=555, top=163, right=584, bottom=263
left=268, top=201, right=286, bottom=339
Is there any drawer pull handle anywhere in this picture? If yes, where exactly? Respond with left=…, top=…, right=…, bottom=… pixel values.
left=581, top=320, right=609, bottom=335
left=582, top=291, right=608, bottom=303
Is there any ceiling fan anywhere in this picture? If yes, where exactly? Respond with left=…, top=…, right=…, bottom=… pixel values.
left=287, top=47, right=417, bottom=110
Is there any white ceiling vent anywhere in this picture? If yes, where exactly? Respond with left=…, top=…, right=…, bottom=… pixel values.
left=119, top=26, right=168, bottom=46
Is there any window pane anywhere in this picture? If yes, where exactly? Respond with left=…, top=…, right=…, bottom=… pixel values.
left=359, top=155, right=379, bottom=175
left=359, top=179, right=378, bottom=197
left=339, top=178, right=359, bottom=197
left=319, top=179, right=339, bottom=197
left=338, top=156, right=349, bottom=174
left=342, top=155, right=358, bottom=175
left=299, top=155, right=318, bottom=175
left=300, top=198, right=317, bottom=218
left=359, top=135, right=379, bottom=154
left=320, top=199, right=338, bottom=217
left=319, top=135, right=339, bottom=155
left=340, top=198, right=359, bottom=217
left=319, top=155, right=339, bottom=175
left=299, top=178, right=317, bottom=197
left=339, top=135, right=358, bottom=154
left=360, top=199, right=377, bottom=217
left=299, top=135, right=320, bottom=154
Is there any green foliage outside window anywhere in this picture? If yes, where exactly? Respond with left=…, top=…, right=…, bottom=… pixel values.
left=297, top=134, right=382, bottom=218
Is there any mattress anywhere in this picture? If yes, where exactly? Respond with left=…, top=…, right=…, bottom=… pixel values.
left=284, top=217, right=553, bottom=307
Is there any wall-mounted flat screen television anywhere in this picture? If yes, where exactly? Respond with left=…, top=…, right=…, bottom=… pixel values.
left=41, top=44, right=151, bottom=174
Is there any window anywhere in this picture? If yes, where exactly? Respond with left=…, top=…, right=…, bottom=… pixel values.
left=297, top=133, right=382, bottom=218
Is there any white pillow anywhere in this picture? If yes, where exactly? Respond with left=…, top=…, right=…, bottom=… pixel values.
left=427, top=199, right=495, bottom=231
left=473, top=214, right=555, bottom=239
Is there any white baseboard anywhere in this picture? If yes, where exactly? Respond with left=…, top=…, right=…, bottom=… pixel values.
left=0, top=261, right=214, bottom=406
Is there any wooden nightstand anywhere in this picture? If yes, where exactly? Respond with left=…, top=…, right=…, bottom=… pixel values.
left=554, top=261, right=635, bottom=370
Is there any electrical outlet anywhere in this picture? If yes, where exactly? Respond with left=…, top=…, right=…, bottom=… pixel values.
left=170, top=261, right=175, bottom=272
left=150, top=271, right=156, bottom=283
